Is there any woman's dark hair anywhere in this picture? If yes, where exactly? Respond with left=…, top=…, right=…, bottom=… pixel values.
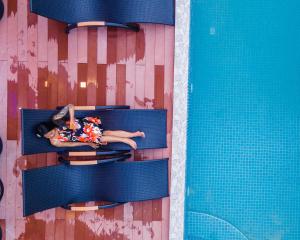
left=35, top=122, right=56, bottom=138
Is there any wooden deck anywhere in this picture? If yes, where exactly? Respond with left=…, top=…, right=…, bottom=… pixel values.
left=0, top=0, right=175, bottom=239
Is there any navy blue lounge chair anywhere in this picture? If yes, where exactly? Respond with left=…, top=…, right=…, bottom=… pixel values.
left=30, top=0, right=175, bottom=33
left=22, top=156, right=169, bottom=216
left=21, top=106, right=167, bottom=155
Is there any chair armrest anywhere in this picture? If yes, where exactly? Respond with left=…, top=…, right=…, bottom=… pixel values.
left=62, top=150, right=131, bottom=157
left=65, top=22, right=140, bottom=34
left=58, top=154, right=131, bottom=166
left=56, top=105, right=130, bottom=111
left=62, top=202, right=125, bottom=211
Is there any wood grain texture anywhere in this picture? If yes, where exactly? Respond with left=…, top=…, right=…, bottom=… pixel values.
left=0, top=1, right=174, bottom=238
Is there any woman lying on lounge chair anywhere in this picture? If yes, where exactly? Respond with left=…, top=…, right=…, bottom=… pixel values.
left=35, top=104, right=145, bottom=150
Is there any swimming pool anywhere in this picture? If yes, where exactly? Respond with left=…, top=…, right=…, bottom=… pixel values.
left=172, top=0, right=300, bottom=239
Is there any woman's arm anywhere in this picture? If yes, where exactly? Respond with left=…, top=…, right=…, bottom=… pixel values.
left=68, top=104, right=76, bottom=129
left=53, top=104, right=72, bottom=121
left=51, top=140, right=99, bottom=149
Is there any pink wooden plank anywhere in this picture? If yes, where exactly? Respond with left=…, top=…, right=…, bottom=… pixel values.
left=77, top=28, right=88, bottom=63
left=132, top=215, right=143, bottom=240
left=125, top=30, right=136, bottom=108
left=101, top=208, right=114, bottom=239
left=64, top=211, right=75, bottom=240
left=116, top=64, right=126, bottom=105
left=54, top=219, right=65, bottom=240
left=57, top=22, right=68, bottom=61
left=17, top=62, right=29, bottom=113
left=37, top=62, right=48, bottom=109
left=17, top=0, right=27, bottom=61
left=164, top=26, right=175, bottom=97
left=55, top=207, right=66, bottom=221
left=7, top=0, right=18, bottom=140
left=96, top=64, right=107, bottom=105
left=37, top=16, right=48, bottom=62
left=106, top=64, right=116, bottom=105
left=107, top=28, right=117, bottom=65
left=117, top=29, right=127, bottom=64
left=83, top=210, right=96, bottom=240
left=87, top=28, right=98, bottom=106
left=48, top=20, right=59, bottom=109
left=0, top=0, right=7, bottom=60
left=134, top=65, right=145, bottom=109
left=142, top=200, right=153, bottom=239
left=154, top=26, right=165, bottom=66
left=7, top=0, right=17, bottom=18
left=23, top=216, right=46, bottom=239
left=15, top=218, right=25, bottom=239
left=97, top=28, right=107, bottom=64
left=77, top=63, right=87, bottom=106
left=28, top=2, right=37, bottom=28
left=144, top=25, right=156, bottom=109
left=112, top=205, right=124, bottom=240
left=161, top=198, right=170, bottom=240
left=123, top=203, right=133, bottom=240
left=67, top=28, right=78, bottom=104
left=154, top=65, right=164, bottom=109
left=0, top=61, right=7, bottom=219
left=5, top=141, right=17, bottom=240
left=57, top=62, right=68, bottom=106
left=74, top=212, right=86, bottom=240
left=132, top=221, right=143, bottom=240
left=27, top=12, right=38, bottom=109
left=152, top=221, right=162, bottom=240
left=136, top=24, right=146, bottom=65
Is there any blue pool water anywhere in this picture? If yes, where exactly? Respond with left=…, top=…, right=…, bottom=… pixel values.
left=185, top=0, right=300, bottom=239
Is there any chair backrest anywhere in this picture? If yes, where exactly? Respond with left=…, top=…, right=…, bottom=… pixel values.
left=21, top=109, right=167, bottom=155
left=30, top=0, right=175, bottom=25
left=23, top=159, right=169, bottom=216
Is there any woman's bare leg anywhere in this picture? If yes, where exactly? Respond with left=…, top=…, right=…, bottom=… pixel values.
left=103, top=130, right=145, bottom=138
left=101, top=135, right=137, bottom=149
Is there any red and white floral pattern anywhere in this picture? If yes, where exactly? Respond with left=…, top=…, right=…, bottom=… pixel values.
left=57, top=117, right=103, bottom=144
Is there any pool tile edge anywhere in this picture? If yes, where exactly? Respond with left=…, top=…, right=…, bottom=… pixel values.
left=170, top=0, right=190, bottom=239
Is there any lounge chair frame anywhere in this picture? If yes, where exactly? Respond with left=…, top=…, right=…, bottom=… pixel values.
left=23, top=156, right=169, bottom=215
left=65, top=21, right=140, bottom=34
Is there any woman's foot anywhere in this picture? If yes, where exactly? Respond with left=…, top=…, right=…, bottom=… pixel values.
left=135, top=131, right=145, bottom=138
left=126, top=139, right=137, bottom=150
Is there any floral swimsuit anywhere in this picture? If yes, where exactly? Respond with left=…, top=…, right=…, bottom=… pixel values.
left=56, top=117, right=103, bottom=144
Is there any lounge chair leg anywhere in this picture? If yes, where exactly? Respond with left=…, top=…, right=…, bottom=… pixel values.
left=65, top=22, right=140, bottom=34
left=65, top=23, right=77, bottom=34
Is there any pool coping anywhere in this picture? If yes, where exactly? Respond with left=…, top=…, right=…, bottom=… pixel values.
left=169, top=0, right=190, bottom=239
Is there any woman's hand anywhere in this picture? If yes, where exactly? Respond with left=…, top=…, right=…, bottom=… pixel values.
left=53, top=104, right=71, bottom=121
left=69, top=120, right=76, bottom=130
left=88, top=143, right=100, bottom=149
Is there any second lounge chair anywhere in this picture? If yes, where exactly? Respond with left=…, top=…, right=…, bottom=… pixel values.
left=22, top=156, right=169, bottom=216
